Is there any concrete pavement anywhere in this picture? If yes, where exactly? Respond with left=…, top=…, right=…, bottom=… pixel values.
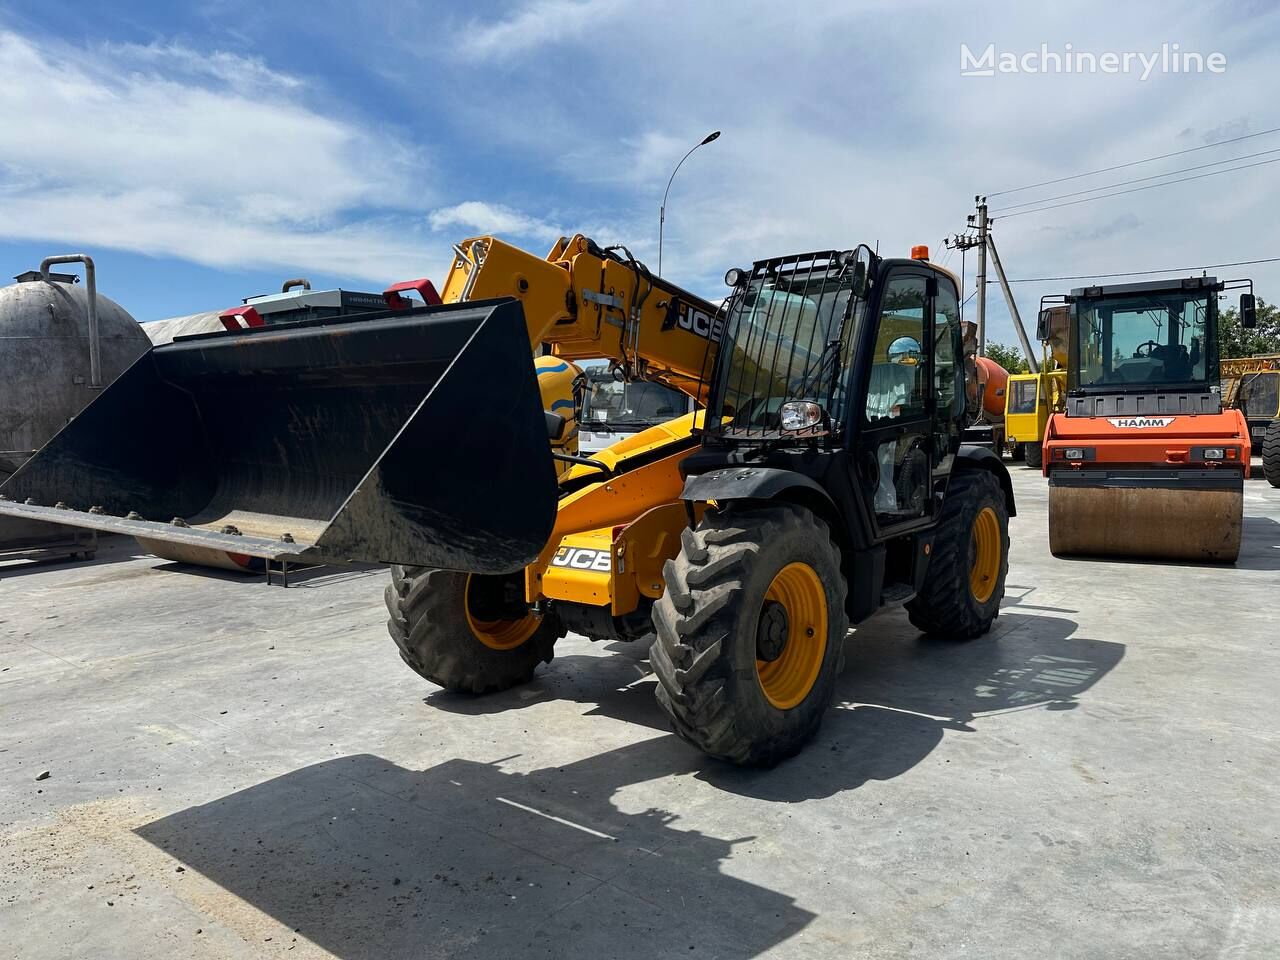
left=1, top=465, right=1277, bottom=959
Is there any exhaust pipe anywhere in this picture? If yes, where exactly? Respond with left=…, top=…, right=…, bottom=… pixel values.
left=40, top=254, right=100, bottom=387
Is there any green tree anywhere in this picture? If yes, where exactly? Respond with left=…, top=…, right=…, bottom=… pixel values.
left=984, top=341, right=1028, bottom=373
left=1219, top=296, right=1280, bottom=359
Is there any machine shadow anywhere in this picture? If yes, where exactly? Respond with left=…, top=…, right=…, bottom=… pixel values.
left=135, top=743, right=812, bottom=960
left=133, top=616, right=1122, bottom=956
left=700, top=611, right=1123, bottom=800
left=0, top=532, right=147, bottom=579
left=1235, top=516, right=1280, bottom=571
left=148, top=559, right=386, bottom=587
left=429, top=611, right=1124, bottom=803
left=997, top=582, right=1080, bottom=615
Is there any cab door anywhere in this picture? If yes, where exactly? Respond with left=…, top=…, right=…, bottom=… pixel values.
left=855, top=266, right=937, bottom=535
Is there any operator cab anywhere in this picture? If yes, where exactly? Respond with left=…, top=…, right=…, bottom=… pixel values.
left=1061, top=276, right=1254, bottom=417
left=689, top=245, right=982, bottom=569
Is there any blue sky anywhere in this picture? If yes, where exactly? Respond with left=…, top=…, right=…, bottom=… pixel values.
left=1, top=0, right=1277, bottom=350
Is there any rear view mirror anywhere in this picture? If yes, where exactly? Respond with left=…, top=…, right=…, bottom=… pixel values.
left=851, top=260, right=868, bottom=297
left=1036, top=309, right=1051, bottom=342
left=888, top=336, right=922, bottom=364
left=545, top=410, right=568, bottom=440
left=1241, top=293, right=1257, bottom=329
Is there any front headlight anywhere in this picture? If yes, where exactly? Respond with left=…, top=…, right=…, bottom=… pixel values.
left=780, top=400, right=825, bottom=432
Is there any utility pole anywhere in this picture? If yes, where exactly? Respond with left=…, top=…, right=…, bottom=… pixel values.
left=947, top=196, right=1039, bottom=372
left=974, top=196, right=989, bottom=355
left=944, top=226, right=982, bottom=323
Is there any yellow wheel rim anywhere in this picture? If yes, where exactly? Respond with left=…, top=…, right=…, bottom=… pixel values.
left=464, top=574, right=540, bottom=651
left=969, top=506, right=1001, bottom=604
left=755, top=562, right=828, bottom=710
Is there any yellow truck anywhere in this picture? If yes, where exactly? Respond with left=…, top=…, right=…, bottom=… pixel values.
left=1003, top=304, right=1068, bottom=468
left=1004, top=368, right=1066, bottom=468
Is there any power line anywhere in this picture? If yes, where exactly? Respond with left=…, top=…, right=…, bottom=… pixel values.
left=993, top=146, right=1280, bottom=212
left=988, top=125, right=1280, bottom=198
left=994, top=155, right=1280, bottom=219
left=983, top=256, right=1280, bottom=285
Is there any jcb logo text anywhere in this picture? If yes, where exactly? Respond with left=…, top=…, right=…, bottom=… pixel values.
left=550, top=547, right=611, bottom=572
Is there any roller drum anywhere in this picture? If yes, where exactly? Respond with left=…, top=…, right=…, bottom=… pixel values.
left=1048, top=472, right=1242, bottom=563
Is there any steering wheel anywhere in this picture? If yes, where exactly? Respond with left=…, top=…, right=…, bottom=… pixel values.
left=1134, top=340, right=1160, bottom=358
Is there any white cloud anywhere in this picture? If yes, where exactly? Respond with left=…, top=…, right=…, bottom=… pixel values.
left=0, top=30, right=430, bottom=282
left=0, top=186, right=444, bottom=284
left=100, top=40, right=303, bottom=93
left=453, top=0, right=623, bottom=60
left=431, top=0, right=1280, bottom=351
left=427, top=200, right=563, bottom=242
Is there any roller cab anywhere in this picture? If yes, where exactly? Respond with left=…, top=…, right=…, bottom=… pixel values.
left=1044, top=275, right=1255, bottom=563
left=0, top=299, right=560, bottom=575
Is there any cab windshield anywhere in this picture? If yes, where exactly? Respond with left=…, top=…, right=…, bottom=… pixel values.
left=709, top=250, right=870, bottom=439
left=581, top=374, right=687, bottom=429
left=1008, top=378, right=1038, bottom=415
left=1072, top=290, right=1211, bottom=389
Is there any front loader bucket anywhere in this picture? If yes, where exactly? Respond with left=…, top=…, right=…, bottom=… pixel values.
left=0, top=299, right=558, bottom=575
left=1048, top=470, right=1242, bottom=563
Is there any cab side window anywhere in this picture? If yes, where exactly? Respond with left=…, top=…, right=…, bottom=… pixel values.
left=933, top=283, right=961, bottom=416
left=864, top=276, right=928, bottom=424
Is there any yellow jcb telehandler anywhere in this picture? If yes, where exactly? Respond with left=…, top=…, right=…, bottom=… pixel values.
left=0, top=237, right=1014, bottom=764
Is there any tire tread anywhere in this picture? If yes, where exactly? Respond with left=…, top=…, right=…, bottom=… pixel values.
left=651, top=505, right=847, bottom=766
left=385, top=565, right=560, bottom=694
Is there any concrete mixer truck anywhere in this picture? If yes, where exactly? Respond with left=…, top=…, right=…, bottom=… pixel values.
left=958, top=321, right=1012, bottom=456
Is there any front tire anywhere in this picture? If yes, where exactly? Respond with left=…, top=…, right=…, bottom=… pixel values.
left=1024, top=440, right=1044, bottom=469
left=906, top=469, right=1009, bottom=638
left=385, top=566, right=562, bottom=694
left=650, top=504, right=848, bottom=766
left=1262, top=419, right=1280, bottom=488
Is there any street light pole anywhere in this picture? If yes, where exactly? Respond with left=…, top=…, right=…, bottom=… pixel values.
left=658, top=130, right=720, bottom=277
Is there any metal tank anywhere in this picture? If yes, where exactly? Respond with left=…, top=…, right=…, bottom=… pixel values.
left=0, top=255, right=151, bottom=562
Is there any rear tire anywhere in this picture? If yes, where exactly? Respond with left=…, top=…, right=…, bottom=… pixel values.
left=385, top=566, right=561, bottom=694
left=906, top=469, right=1009, bottom=638
left=1024, top=441, right=1044, bottom=470
left=1263, top=419, right=1280, bottom=488
left=650, top=504, right=848, bottom=766
left=1011, top=442, right=1025, bottom=462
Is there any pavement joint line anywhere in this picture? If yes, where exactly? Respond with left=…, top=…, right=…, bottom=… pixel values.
left=343, top=765, right=626, bottom=886
left=16, top=639, right=88, bottom=672
left=495, top=796, right=618, bottom=840
left=833, top=701, right=971, bottom=724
